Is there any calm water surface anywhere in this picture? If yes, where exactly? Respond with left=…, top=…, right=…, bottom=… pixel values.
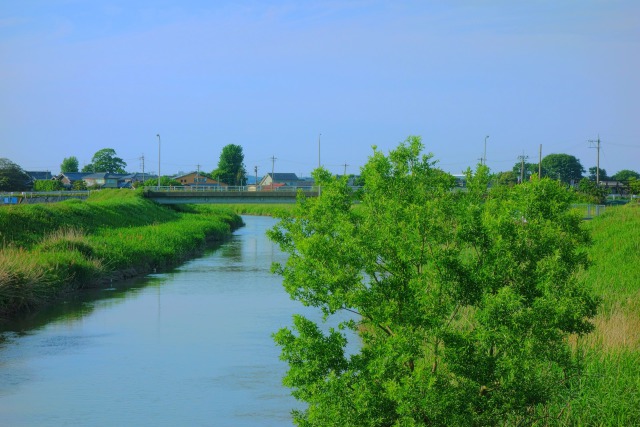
left=0, top=216, right=304, bottom=427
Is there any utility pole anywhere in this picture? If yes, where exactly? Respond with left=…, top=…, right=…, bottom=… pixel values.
left=343, top=162, right=349, bottom=176
left=483, top=135, right=489, bottom=166
left=254, top=166, right=258, bottom=190
left=196, top=164, right=201, bottom=191
left=518, top=153, right=529, bottom=184
left=589, top=135, right=601, bottom=185
left=538, top=144, right=542, bottom=177
left=271, top=156, right=277, bottom=191
left=140, top=155, right=145, bottom=186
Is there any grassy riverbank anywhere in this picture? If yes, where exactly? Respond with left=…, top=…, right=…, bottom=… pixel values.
left=555, top=203, right=640, bottom=425
left=0, top=190, right=243, bottom=317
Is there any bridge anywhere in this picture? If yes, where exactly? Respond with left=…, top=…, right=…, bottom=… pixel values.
left=144, top=186, right=320, bottom=204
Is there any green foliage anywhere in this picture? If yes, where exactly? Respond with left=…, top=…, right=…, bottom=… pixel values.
left=588, top=166, right=608, bottom=181
left=81, top=148, right=127, bottom=173
left=33, top=179, right=64, bottom=192
left=60, top=156, right=80, bottom=173
left=0, top=158, right=31, bottom=191
left=493, top=170, right=518, bottom=187
left=628, top=177, right=640, bottom=195
left=610, top=169, right=640, bottom=182
left=141, top=177, right=182, bottom=187
left=577, top=177, right=607, bottom=204
left=72, top=179, right=88, bottom=190
left=511, top=161, right=539, bottom=181
left=269, top=136, right=598, bottom=426
left=212, top=144, right=247, bottom=185
left=541, top=153, right=585, bottom=184
left=0, top=191, right=242, bottom=316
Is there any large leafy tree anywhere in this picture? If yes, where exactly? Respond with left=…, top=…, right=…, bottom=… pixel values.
left=212, top=144, right=247, bottom=185
left=541, top=153, right=584, bottom=184
left=269, top=137, right=598, bottom=426
left=0, top=158, right=31, bottom=191
left=588, top=166, right=608, bottom=182
left=82, top=148, right=127, bottom=173
left=60, top=156, right=80, bottom=173
left=611, top=169, right=640, bottom=182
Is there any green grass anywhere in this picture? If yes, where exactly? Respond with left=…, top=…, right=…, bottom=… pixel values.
left=536, top=203, right=640, bottom=426
left=219, top=203, right=295, bottom=217
left=0, top=190, right=242, bottom=316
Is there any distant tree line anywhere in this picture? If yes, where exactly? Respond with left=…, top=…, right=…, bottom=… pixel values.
left=2, top=144, right=639, bottom=196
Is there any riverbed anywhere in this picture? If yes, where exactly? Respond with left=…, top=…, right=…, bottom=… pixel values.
left=0, top=216, right=304, bottom=427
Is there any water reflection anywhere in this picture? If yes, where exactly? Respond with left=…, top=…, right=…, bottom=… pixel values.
left=0, top=216, right=300, bottom=427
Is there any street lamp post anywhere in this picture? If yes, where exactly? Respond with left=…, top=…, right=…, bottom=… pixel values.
left=483, top=135, right=489, bottom=166
left=157, top=134, right=161, bottom=191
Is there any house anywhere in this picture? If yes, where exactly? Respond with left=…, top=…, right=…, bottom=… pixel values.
left=55, top=172, right=92, bottom=189
left=258, top=173, right=314, bottom=190
left=599, top=180, right=628, bottom=195
left=172, top=172, right=227, bottom=189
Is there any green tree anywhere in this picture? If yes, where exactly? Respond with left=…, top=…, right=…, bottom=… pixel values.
left=72, top=179, right=88, bottom=190
left=588, top=166, right=608, bottom=181
left=0, top=158, right=31, bottom=191
left=511, top=161, right=539, bottom=182
left=212, top=144, right=247, bottom=185
left=541, top=153, right=584, bottom=184
left=577, top=177, right=607, bottom=203
left=33, top=180, right=64, bottom=191
left=269, top=137, right=598, bottom=426
left=493, top=170, right=518, bottom=187
left=82, top=148, right=127, bottom=173
left=628, top=177, right=640, bottom=196
left=60, top=156, right=80, bottom=173
left=611, top=169, right=640, bottom=182
left=141, top=177, right=182, bottom=187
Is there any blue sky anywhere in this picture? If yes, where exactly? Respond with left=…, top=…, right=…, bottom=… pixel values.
left=1, top=0, right=639, bottom=178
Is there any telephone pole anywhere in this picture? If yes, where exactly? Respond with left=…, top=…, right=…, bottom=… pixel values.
left=343, top=162, right=349, bottom=176
left=483, top=135, right=489, bottom=165
left=196, top=164, right=201, bottom=190
left=140, top=155, right=145, bottom=185
left=589, top=135, right=601, bottom=185
left=518, top=153, right=529, bottom=184
left=538, top=144, right=542, bottom=177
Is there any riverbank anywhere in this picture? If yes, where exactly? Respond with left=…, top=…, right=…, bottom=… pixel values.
left=0, top=190, right=243, bottom=317
left=556, top=203, right=640, bottom=425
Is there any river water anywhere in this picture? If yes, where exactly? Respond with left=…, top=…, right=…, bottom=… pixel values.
left=0, top=216, right=309, bottom=427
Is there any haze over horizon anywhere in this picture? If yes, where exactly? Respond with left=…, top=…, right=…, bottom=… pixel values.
left=2, top=1, right=638, bottom=178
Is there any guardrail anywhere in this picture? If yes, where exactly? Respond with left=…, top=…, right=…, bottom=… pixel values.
left=148, top=185, right=322, bottom=192
left=1, top=191, right=92, bottom=204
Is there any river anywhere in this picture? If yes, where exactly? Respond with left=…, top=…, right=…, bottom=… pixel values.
left=0, top=216, right=307, bottom=427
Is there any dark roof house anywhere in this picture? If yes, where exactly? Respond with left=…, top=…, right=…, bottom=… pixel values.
left=258, top=173, right=307, bottom=187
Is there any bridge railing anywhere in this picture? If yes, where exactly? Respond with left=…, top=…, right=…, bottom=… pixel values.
left=149, top=185, right=322, bottom=193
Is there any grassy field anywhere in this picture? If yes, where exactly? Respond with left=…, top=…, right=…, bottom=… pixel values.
left=0, top=190, right=243, bottom=316
left=544, top=203, right=640, bottom=426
